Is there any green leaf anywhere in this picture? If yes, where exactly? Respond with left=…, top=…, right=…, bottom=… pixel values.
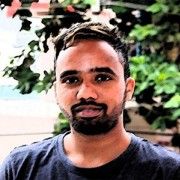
left=164, top=94, right=180, bottom=108
left=154, top=85, right=163, bottom=95
left=130, top=55, right=146, bottom=64
left=139, top=81, right=149, bottom=92
left=147, top=3, right=169, bottom=14
left=129, top=24, right=159, bottom=41
left=151, top=117, right=166, bottom=131
left=33, top=70, right=54, bottom=93
left=155, top=72, right=168, bottom=82
left=53, top=112, right=69, bottom=135
left=28, top=40, right=39, bottom=49
left=155, top=83, right=176, bottom=95
left=111, top=6, right=127, bottom=14
left=83, top=0, right=96, bottom=5
left=172, top=109, right=180, bottom=120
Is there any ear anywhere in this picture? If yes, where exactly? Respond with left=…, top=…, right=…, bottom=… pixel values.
left=125, top=77, right=135, bottom=101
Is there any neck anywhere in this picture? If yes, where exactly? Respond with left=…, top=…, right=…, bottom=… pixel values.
left=63, top=120, right=131, bottom=168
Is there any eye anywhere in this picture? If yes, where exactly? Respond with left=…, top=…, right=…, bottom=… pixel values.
left=62, top=76, right=80, bottom=85
left=95, top=74, right=113, bottom=83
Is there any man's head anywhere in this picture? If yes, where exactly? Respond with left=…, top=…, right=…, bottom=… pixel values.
left=54, top=22, right=135, bottom=135
left=54, top=22, right=130, bottom=80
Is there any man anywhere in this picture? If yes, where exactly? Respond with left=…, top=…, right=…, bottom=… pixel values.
left=1, top=22, right=179, bottom=180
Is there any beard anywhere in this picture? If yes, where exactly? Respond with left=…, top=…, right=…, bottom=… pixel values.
left=60, top=95, right=126, bottom=136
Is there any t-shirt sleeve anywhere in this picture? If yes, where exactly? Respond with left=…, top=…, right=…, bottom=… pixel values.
left=0, top=154, right=15, bottom=180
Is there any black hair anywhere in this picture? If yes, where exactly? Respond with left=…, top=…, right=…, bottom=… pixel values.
left=54, top=21, right=130, bottom=79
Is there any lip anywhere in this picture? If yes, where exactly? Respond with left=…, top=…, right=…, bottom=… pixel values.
left=74, top=105, right=103, bottom=118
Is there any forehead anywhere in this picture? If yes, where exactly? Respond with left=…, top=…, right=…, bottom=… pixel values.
left=56, top=40, right=124, bottom=74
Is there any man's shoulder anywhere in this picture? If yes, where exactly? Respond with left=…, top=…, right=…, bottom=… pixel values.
left=129, top=135, right=180, bottom=179
left=0, top=134, right=67, bottom=179
left=133, top=135, right=180, bottom=165
left=5, top=135, right=62, bottom=163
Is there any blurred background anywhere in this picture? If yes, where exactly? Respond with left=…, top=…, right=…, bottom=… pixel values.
left=0, top=0, right=179, bottom=162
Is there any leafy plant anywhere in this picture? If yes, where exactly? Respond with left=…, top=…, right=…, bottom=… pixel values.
left=130, top=55, right=179, bottom=130
left=2, top=0, right=180, bottom=133
left=53, top=113, right=70, bottom=135
left=129, top=24, right=159, bottom=41
left=128, top=0, right=180, bottom=130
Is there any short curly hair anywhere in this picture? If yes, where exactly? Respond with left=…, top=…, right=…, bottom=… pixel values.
left=54, top=21, right=130, bottom=79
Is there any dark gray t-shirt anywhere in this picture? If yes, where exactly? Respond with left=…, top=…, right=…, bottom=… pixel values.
left=0, top=133, right=180, bottom=180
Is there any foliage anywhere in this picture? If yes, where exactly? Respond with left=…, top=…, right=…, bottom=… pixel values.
left=129, top=24, right=159, bottom=41
left=2, top=0, right=180, bottom=132
left=53, top=113, right=70, bottom=135
left=128, top=0, right=180, bottom=130
left=130, top=55, right=180, bottom=130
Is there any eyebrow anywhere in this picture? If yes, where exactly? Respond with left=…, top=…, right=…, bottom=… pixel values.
left=59, top=67, right=116, bottom=79
left=60, top=70, right=79, bottom=79
left=90, top=67, right=116, bottom=76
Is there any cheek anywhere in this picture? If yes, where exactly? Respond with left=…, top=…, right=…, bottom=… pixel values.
left=56, top=85, right=76, bottom=111
left=102, top=84, right=125, bottom=111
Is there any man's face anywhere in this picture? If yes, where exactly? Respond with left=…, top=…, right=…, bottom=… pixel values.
left=55, top=40, right=135, bottom=135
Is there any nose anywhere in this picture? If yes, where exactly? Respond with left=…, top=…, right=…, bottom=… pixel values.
left=76, top=83, right=98, bottom=100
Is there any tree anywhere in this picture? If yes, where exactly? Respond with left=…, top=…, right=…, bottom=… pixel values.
left=2, top=0, right=180, bottom=134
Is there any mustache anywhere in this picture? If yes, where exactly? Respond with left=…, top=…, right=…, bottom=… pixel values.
left=71, top=100, right=107, bottom=112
